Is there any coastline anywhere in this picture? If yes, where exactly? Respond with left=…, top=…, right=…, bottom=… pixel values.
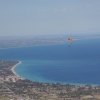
left=10, top=61, right=99, bottom=86
left=11, top=61, right=24, bottom=79
left=0, top=36, right=100, bottom=50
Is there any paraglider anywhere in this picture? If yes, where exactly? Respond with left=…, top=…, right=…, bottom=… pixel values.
left=68, top=38, right=73, bottom=44
left=68, top=38, right=73, bottom=47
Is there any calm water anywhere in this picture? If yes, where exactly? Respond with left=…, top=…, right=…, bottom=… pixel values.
left=0, top=38, right=100, bottom=85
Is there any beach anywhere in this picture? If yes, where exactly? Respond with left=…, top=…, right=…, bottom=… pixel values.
left=11, top=61, right=22, bottom=78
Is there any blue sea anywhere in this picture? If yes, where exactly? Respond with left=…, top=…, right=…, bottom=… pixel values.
left=0, top=38, right=100, bottom=85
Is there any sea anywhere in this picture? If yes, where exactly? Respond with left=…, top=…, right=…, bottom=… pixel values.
left=0, top=38, right=100, bottom=85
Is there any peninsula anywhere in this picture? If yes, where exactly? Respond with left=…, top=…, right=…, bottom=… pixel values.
left=0, top=35, right=100, bottom=49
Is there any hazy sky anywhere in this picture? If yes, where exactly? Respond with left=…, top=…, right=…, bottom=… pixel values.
left=0, top=0, right=100, bottom=36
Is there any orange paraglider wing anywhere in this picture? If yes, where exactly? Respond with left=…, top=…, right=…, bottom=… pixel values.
left=68, top=38, right=73, bottom=44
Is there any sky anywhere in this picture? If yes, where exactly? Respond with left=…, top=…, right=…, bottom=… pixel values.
left=0, top=0, right=100, bottom=36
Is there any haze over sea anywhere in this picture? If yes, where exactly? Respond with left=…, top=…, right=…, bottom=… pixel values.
left=0, top=38, right=100, bottom=85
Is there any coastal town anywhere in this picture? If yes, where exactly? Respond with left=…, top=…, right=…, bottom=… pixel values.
left=0, top=60, right=100, bottom=100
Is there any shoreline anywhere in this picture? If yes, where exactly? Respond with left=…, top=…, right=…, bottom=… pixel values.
left=11, top=61, right=24, bottom=79
left=10, top=61, right=99, bottom=86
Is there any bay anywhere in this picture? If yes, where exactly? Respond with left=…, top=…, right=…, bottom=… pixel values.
left=0, top=38, right=100, bottom=85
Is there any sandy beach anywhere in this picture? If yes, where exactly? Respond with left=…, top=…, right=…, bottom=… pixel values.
left=11, top=61, right=22, bottom=77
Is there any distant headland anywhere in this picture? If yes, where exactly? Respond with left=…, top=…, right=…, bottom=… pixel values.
left=0, top=35, right=100, bottom=49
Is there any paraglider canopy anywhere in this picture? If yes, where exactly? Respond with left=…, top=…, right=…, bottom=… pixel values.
left=68, top=38, right=73, bottom=44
